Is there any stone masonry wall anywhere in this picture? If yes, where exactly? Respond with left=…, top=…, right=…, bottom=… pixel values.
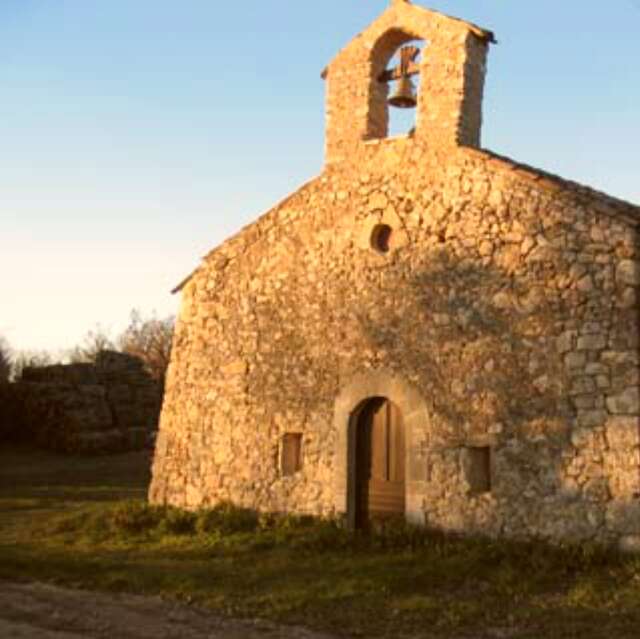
left=1, top=351, right=161, bottom=454
left=150, top=1, right=640, bottom=550
left=151, top=136, right=640, bottom=548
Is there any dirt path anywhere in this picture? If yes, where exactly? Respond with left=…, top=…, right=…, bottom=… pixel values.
left=0, top=582, right=339, bottom=639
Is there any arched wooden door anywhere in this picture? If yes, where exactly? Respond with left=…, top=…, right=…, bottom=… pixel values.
left=355, top=397, right=405, bottom=528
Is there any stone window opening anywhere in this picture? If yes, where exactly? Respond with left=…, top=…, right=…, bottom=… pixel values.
left=280, top=433, right=303, bottom=477
left=461, top=446, right=492, bottom=495
left=370, top=223, right=394, bottom=254
left=369, top=33, right=425, bottom=141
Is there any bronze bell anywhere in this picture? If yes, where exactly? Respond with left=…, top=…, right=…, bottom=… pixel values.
left=388, top=75, right=417, bottom=109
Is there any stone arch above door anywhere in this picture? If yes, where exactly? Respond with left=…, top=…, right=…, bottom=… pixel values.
left=332, top=370, right=431, bottom=528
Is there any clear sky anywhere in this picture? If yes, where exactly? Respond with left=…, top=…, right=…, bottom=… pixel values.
left=1, top=1, right=638, bottom=354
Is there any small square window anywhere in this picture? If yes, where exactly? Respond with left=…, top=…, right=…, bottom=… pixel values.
left=281, top=433, right=303, bottom=476
left=462, top=446, right=492, bottom=494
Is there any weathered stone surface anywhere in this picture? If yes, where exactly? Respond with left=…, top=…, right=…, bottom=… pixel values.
left=606, top=501, right=640, bottom=535
left=616, top=260, right=640, bottom=286
left=607, top=388, right=640, bottom=415
left=149, top=1, right=640, bottom=549
left=620, top=535, right=640, bottom=554
left=577, top=335, right=607, bottom=351
left=606, top=417, right=640, bottom=450
left=565, top=352, right=587, bottom=371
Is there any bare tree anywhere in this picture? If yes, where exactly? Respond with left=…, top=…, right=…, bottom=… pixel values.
left=0, top=337, right=11, bottom=383
left=68, top=325, right=115, bottom=364
left=117, top=310, right=175, bottom=385
left=11, top=350, right=55, bottom=381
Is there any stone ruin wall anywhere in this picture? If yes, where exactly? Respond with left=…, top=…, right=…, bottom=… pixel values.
left=0, top=351, right=162, bottom=454
left=151, top=137, right=640, bottom=549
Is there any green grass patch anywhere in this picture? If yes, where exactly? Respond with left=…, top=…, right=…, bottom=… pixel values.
left=0, top=444, right=639, bottom=638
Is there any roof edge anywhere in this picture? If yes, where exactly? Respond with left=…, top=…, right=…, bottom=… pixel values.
left=461, top=146, right=639, bottom=217
left=413, top=4, right=496, bottom=44
left=321, top=2, right=496, bottom=80
left=171, top=174, right=322, bottom=295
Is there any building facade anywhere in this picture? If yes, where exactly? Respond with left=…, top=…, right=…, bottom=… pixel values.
left=150, top=0, right=640, bottom=549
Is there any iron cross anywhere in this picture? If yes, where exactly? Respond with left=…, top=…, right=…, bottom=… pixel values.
left=378, top=45, right=420, bottom=83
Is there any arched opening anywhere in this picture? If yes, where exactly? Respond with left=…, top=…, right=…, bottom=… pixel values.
left=385, top=39, right=423, bottom=137
left=367, top=29, right=425, bottom=141
left=352, top=397, right=406, bottom=529
left=333, top=371, right=430, bottom=529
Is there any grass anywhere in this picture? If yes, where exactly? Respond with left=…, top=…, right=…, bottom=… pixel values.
left=0, top=445, right=639, bottom=638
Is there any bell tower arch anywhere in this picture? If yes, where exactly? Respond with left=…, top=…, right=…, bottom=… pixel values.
left=322, top=0, right=495, bottom=165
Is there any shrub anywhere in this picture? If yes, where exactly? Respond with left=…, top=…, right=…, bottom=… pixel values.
left=109, top=501, right=164, bottom=535
left=270, top=512, right=317, bottom=531
left=0, top=382, right=30, bottom=442
left=158, top=508, right=197, bottom=535
left=11, top=351, right=55, bottom=382
left=367, top=519, right=441, bottom=551
left=286, top=519, right=352, bottom=552
left=195, top=502, right=259, bottom=535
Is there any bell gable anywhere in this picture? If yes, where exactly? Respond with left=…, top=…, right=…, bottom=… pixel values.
left=322, top=0, right=495, bottom=165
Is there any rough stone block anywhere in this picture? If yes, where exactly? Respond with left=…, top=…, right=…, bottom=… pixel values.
left=607, top=388, right=640, bottom=415
left=577, top=335, right=607, bottom=351
left=619, top=535, right=640, bottom=554
left=606, top=417, right=640, bottom=450
left=616, top=260, right=640, bottom=286
left=606, top=500, right=640, bottom=534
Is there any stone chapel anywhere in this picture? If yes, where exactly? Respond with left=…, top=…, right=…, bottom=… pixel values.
left=150, top=0, right=640, bottom=549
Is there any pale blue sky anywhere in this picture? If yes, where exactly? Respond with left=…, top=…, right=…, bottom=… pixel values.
left=1, top=1, right=639, bottom=352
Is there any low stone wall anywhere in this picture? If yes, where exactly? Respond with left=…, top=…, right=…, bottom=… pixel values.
left=0, top=351, right=162, bottom=454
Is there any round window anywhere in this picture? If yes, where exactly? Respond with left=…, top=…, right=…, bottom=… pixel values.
left=370, top=224, right=393, bottom=254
